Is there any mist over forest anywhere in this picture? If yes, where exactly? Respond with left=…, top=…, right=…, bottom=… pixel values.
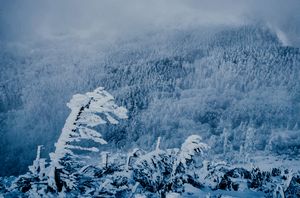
left=0, top=1, right=300, bottom=197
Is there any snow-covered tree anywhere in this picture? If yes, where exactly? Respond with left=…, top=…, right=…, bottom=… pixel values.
left=178, top=135, right=210, bottom=168
left=222, top=128, right=232, bottom=157
left=243, top=126, right=256, bottom=162
left=48, top=87, right=128, bottom=192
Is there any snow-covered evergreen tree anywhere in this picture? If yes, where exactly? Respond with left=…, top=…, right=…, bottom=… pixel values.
left=48, top=87, right=128, bottom=191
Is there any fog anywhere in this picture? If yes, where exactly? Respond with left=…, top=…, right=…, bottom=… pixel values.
left=1, top=0, right=300, bottom=45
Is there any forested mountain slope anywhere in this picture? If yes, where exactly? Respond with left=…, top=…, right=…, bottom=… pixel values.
left=0, top=24, right=299, bottom=177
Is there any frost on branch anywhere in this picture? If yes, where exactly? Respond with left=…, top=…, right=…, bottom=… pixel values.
left=48, top=87, right=128, bottom=191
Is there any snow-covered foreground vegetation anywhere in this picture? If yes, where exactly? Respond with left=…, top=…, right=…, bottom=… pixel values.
left=0, top=88, right=299, bottom=197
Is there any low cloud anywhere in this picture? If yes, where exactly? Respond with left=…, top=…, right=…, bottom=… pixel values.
left=1, top=0, right=300, bottom=45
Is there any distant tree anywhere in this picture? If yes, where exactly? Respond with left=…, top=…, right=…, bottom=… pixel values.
left=47, top=87, right=128, bottom=192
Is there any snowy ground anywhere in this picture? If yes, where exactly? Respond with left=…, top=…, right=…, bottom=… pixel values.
left=179, top=184, right=266, bottom=198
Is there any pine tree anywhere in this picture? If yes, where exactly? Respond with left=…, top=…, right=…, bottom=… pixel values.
left=47, top=87, right=128, bottom=192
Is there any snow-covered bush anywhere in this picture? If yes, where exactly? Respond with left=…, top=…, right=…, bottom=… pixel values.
left=132, top=135, right=209, bottom=197
left=9, top=145, right=50, bottom=197
left=133, top=149, right=177, bottom=196
left=197, top=163, right=300, bottom=198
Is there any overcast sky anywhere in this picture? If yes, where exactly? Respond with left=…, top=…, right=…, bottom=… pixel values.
left=1, top=0, right=300, bottom=45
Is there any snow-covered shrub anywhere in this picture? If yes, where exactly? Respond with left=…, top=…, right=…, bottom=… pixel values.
left=198, top=163, right=300, bottom=198
left=28, top=146, right=47, bottom=181
left=126, top=148, right=145, bottom=170
left=8, top=145, right=50, bottom=197
left=198, top=160, right=230, bottom=190
left=133, top=149, right=177, bottom=196
left=132, top=135, right=209, bottom=197
left=284, top=173, right=300, bottom=197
